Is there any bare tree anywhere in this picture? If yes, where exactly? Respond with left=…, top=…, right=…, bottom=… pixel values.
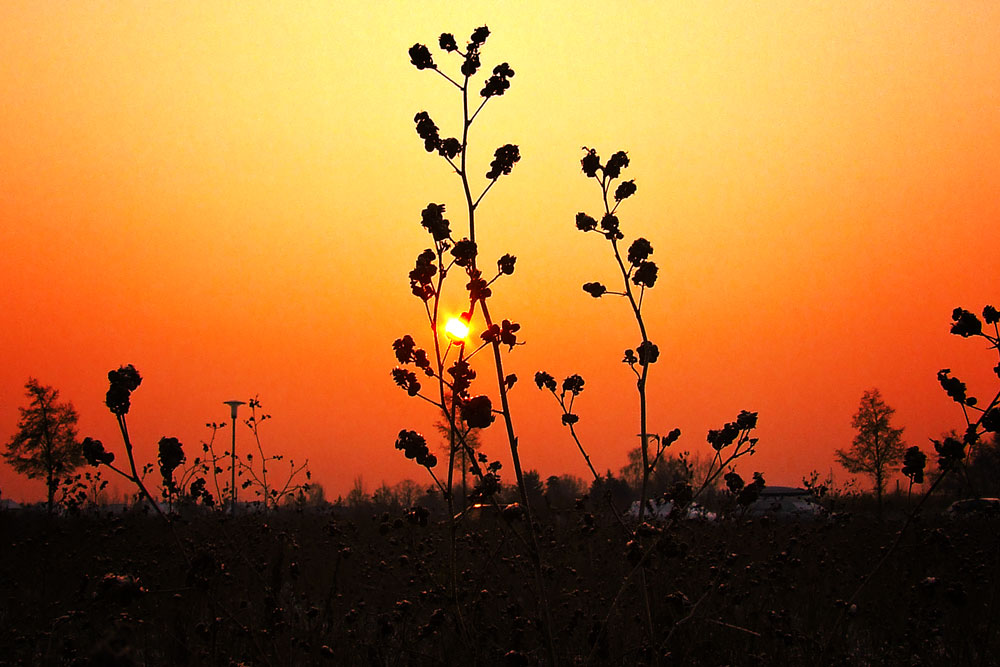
left=836, top=388, right=906, bottom=518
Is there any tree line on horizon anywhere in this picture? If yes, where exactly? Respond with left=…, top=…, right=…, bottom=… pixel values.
left=4, top=376, right=998, bottom=516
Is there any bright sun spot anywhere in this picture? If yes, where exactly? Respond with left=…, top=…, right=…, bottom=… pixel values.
left=445, top=316, right=470, bottom=342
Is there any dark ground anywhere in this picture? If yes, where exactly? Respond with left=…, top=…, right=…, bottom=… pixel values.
left=1, top=505, right=997, bottom=666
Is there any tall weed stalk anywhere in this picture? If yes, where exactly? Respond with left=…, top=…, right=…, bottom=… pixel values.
left=392, top=27, right=557, bottom=664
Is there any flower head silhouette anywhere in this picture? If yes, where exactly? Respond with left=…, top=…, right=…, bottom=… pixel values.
left=580, top=148, right=600, bottom=178
left=462, top=395, right=495, bottom=429
left=534, top=371, right=557, bottom=392
left=951, top=307, right=982, bottom=337
left=395, top=429, right=437, bottom=468
left=409, top=249, right=437, bottom=301
left=632, top=261, right=658, bottom=288
left=408, top=44, right=435, bottom=70
left=82, top=437, right=114, bottom=466
left=627, top=238, right=653, bottom=266
left=106, top=364, right=142, bottom=416
left=486, top=144, right=521, bottom=179
left=481, top=62, right=515, bottom=98
left=469, top=26, right=490, bottom=47
left=438, top=33, right=457, bottom=52
left=420, top=203, right=451, bottom=241
left=604, top=150, right=629, bottom=178
left=497, top=253, right=516, bottom=275
left=576, top=213, right=598, bottom=232
left=562, top=374, right=585, bottom=396
left=414, top=111, right=441, bottom=152
left=451, top=239, right=478, bottom=267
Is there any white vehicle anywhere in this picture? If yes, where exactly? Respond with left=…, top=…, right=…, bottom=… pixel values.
left=746, top=486, right=824, bottom=519
left=627, top=499, right=716, bottom=522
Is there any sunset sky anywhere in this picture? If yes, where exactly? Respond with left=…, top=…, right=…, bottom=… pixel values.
left=2, top=2, right=998, bottom=503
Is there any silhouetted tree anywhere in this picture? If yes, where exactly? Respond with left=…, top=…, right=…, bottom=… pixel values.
left=545, top=474, right=585, bottom=510
left=3, top=379, right=84, bottom=515
left=836, top=388, right=906, bottom=518
left=344, top=476, right=368, bottom=507
left=434, top=392, right=482, bottom=507
left=590, top=470, right=633, bottom=511
left=521, top=470, right=546, bottom=511
left=392, top=479, right=421, bottom=508
left=620, top=446, right=693, bottom=497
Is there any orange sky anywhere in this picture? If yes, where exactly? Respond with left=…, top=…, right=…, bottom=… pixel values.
left=2, top=2, right=999, bottom=503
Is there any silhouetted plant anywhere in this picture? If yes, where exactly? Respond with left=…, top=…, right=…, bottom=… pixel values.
left=397, top=32, right=521, bottom=498
left=433, top=393, right=483, bottom=511
left=394, top=26, right=527, bottom=511
left=931, top=306, right=1000, bottom=466
left=563, top=148, right=679, bottom=524
left=535, top=147, right=757, bottom=523
left=535, top=150, right=765, bottom=659
left=161, top=430, right=218, bottom=510
left=901, top=445, right=927, bottom=498
left=397, top=26, right=557, bottom=663
left=191, top=421, right=229, bottom=508
left=57, top=469, right=109, bottom=512
left=82, top=365, right=168, bottom=520
left=723, top=470, right=766, bottom=515
left=533, top=371, right=601, bottom=481
left=236, top=397, right=311, bottom=512
left=157, top=436, right=185, bottom=512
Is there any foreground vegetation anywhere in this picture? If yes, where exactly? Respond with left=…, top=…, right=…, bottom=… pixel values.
left=1, top=500, right=996, bottom=666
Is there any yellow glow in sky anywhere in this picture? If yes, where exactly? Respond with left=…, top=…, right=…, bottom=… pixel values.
left=445, top=316, right=471, bottom=343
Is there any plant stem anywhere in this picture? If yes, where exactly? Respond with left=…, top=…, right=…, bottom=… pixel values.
left=457, top=64, right=558, bottom=667
left=116, top=414, right=167, bottom=522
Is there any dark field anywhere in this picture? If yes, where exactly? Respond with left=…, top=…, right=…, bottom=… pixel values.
left=1, top=507, right=997, bottom=666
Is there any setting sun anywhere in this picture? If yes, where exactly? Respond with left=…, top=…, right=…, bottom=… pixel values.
left=444, top=315, right=470, bottom=343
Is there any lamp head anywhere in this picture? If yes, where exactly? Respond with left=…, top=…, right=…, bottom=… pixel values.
left=224, top=400, right=246, bottom=419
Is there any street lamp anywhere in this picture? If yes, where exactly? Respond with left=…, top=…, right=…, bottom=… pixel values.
left=224, top=400, right=245, bottom=514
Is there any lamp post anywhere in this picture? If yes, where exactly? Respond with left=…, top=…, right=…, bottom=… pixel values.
left=224, top=400, right=245, bottom=514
